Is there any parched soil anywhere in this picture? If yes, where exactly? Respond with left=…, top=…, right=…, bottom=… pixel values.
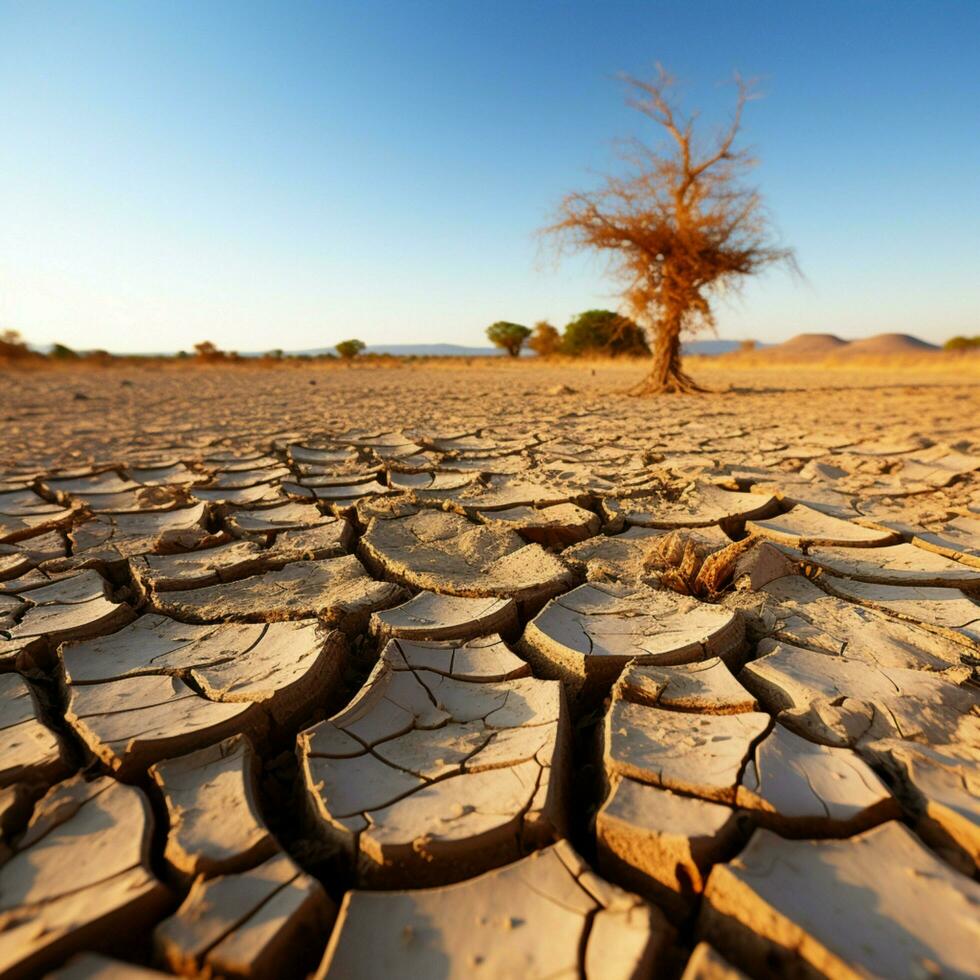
left=0, top=359, right=978, bottom=979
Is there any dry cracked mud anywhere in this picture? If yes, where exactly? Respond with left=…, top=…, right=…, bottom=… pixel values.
left=0, top=359, right=978, bottom=978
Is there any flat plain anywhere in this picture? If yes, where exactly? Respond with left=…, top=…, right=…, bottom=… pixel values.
left=1, top=358, right=978, bottom=980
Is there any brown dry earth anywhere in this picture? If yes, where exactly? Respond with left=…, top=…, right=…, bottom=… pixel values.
left=1, top=359, right=979, bottom=980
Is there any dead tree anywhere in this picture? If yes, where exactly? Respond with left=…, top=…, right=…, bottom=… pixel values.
left=546, top=66, right=795, bottom=394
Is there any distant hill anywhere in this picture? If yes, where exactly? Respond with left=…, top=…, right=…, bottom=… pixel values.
left=837, top=333, right=939, bottom=355
left=56, top=332, right=943, bottom=360
left=682, top=339, right=753, bottom=355
left=769, top=333, right=849, bottom=356
left=365, top=343, right=508, bottom=357
left=758, top=332, right=939, bottom=359
left=367, top=340, right=761, bottom=357
left=369, top=340, right=759, bottom=356
left=277, top=343, right=509, bottom=357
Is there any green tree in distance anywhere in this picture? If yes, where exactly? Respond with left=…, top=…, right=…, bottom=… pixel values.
left=944, top=336, right=980, bottom=350
left=562, top=310, right=649, bottom=356
left=0, top=329, right=29, bottom=359
left=194, top=341, right=225, bottom=361
left=486, top=321, right=531, bottom=357
left=335, top=339, right=367, bottom=360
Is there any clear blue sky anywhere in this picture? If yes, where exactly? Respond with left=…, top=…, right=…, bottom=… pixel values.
left=1, top=1, right=978, bottom=352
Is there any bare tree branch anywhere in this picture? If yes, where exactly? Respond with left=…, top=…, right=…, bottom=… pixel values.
left=543, top=65, right=794, bottom=395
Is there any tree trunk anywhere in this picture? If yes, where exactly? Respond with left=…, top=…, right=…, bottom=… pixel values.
left=629, top=314, right=705, bottom=395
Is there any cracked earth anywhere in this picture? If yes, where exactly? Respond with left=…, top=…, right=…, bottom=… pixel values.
left=1, top=360, right=978, bottom=979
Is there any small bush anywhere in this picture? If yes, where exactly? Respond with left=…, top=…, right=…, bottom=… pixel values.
left=335, top=339, right=366, bottom=360
left=562, top=310, right=649, bottom=356
left=194, top=341, right=226, bottom=361
left=486, top=321, right=531, bottom=357
left=0, top=329, right=30, bottom=360
left=528, top=321, right=562, bottom=357
left=944, top=335, right=980, bottom=350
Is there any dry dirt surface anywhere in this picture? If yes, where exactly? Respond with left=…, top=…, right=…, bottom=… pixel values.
left=1, top=359, right=979, bottom=979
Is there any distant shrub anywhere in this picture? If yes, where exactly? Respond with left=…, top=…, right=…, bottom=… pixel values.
left=944, top=335, right=980, bottom=350
left=562, top=310, right=649, bottom=356
left=739, top=339, right=758, bottom=352
left=50, top=343, right=79, bottom=359
left=194, top=341, right=226, bottom=361
left=527, top=321, right=562, bottom=357
left=486, top=321, right=531, bottom=357
left=335, top=339, right=366, bottom=360
left=0, top=329, right=30, bottom=360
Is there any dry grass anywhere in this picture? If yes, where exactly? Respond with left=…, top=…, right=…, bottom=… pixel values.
left=3, top=349, right=978, bottom=401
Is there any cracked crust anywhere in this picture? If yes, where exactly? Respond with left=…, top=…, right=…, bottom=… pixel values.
left=298, top=638, right=570, bottom=886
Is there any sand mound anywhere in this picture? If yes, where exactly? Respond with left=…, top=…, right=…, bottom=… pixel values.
left=770, top=333, right=849, bottom=356
left=838, top=333, right=938, bottom=356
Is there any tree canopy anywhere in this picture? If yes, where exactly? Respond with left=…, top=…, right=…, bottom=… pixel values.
left=335, top=339, right=367, bottom=360
left=0, top=329, right=29, bottom=359
left=194, top=341, right=225, bottom=361
left=561, top=310, right=649, bottom=357
left=944, top=335, right=980, bottom=350
left=486, top=321, right=531, bottom=357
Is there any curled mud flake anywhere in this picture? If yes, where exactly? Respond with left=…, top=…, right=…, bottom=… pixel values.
left=298, top=639, right=570, bottom=886
left=520, top=581, right=744, bottom=705
left=561, top=528, right=666, bottom=587
left=698, top=823, right=980, bottom=980
left=814, top=573, right=980, bottom=644
left=66, top=673, right=265, bottom=780
left=597, top=649, right=903, bottom=916
left=150, top=734, right=280, bottom=881
left=316, top=841, right=670, bottom=979
left=149, top=556, right=407, bottom=631
left=46, top=953, right=172, bottom=978
left=359, top=508, right=574, bottom=611
left=130, top=524, right=352, bottom=596
left=747, top=503, right=899, bottom=549
left=616, top=658, right=758, bottom=715
left=154, top=851, right=333, bottom=979
left=731, top=573, right=974, bottom=670
left=225, top=500, right=348, bottom=541
left=3, top=569, right=134, bottom=670
left=597, top=777, right=742, bottom=920
left=603, top=699, right=770, bottom=804
left=68, top=503, right=220, bottom=572
left=911, top=515, right=980, bottom=569
left=680, top=943, right=750, bottom=980
left=779, top=541, right=980, bottom=588
left=862, top=738, right=980, bottom=875
left=0, top=672, right=70, bottom=789
left=604, top=483, right=778, bottom=531
left=475, top=501, right=601, bottom=548
left=741, top=638, right=978, bottom=748
left=0, top=776, right=171, bottom=979
left=735, top=723, right=899, bottom=836
left=370, top=591, right=519, bottom=642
